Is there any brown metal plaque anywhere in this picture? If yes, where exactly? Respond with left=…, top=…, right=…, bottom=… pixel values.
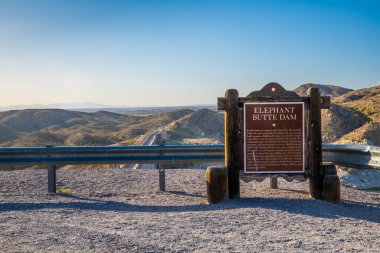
left=244, top=102, right=305, bottom=173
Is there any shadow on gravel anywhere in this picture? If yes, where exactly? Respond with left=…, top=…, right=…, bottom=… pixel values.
left=1, top=196, right=379, bottom=223
left=165, top=191, right=204, bottom=198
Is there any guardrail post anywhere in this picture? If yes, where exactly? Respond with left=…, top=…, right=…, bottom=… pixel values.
left=158, top=165, right=166, bottom=191
left=308, top=88, right=323, bottom=199
left=225, top=89, right=240, bottom=199
left=48, top=165, right=57, bottom=193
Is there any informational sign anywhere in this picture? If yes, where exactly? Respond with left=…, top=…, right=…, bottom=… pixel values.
left=244, top=102, right=305, bottom=173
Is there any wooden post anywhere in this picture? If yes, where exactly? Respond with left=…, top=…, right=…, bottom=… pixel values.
left=206, top=166, right=229, bottom=204
left=158, top=165, right=166, bottom=191
left=237, top=107, right=244, bottom=184
left=308, top=88, right=323, bottom=199
left=48, top=165, right=57, bottom=193
left=225, top=89, right=240, bottom=199
left=270, top=177, right=278, bottom=189
left=323, top=163, right=341, bottom=203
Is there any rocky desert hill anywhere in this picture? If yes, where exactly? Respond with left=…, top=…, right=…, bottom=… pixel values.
left=158, top=84, right=380, bottom=146
left=157, top=108, right=224, bottom=145
left=333, top=85, right=380, bottom=120
left=332, top=86, right=380, bottom=145
left=335, top=119, right=380, bottom=146
left=294, top=83, right=353, bottom=98
left=0, top=83, right=379, bottom=148
left=294, top=83, right=380, bottom=146
left=319, top=103, right=369, bottom=143
left=0, top=109, right=193, bottom=147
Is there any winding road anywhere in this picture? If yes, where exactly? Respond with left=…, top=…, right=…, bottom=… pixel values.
left=132, top=129, right=162, bottom=170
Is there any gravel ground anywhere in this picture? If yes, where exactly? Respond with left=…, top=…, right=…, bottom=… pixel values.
left=0, top=168, right=379, bottom=252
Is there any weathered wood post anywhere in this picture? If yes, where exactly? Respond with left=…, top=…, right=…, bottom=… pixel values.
left=308, top=88, right=323, bottom=199
left=48, top=165, right=57, bottom=193
left=270, top=176, right=278, bottom=189
left=323, top=163, right=341, bottom=203
left=224, top=89, right=240, bottom=199
left=205, top=166, right=229, bottom=204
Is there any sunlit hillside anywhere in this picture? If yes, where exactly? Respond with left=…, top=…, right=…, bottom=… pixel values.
left=0, top=84, right=379, bottom=147
left=0, top=109, right=193, bottom=147
left=295, top=84, right=380, bottom=146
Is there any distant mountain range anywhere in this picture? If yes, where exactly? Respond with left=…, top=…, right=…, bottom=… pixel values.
left=0, top=102, right=114, bottom=111
left=0, top=102, right=216, bottom=114
left=0, top=83, right=379, bottom=148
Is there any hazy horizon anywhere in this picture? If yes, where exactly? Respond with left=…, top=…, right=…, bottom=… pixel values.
left=0, top=101, right=217, bottom=110
left=1, top=0, right=379, bottom=107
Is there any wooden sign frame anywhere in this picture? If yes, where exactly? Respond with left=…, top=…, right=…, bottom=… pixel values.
left=218, top=82, right=330, bottom=199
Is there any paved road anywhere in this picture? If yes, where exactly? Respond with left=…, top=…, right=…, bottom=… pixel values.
left=135, top=130, right=160, bottom=170
left=119, top=129, right=162, bottom=170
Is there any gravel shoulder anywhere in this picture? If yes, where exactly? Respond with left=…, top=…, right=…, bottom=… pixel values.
left=1, top=168, right=379, bottom=252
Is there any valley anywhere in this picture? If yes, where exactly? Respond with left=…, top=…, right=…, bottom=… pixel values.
left=0, top=83, right=379, bottom=148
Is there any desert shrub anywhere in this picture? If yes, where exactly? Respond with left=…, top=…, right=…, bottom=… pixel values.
left=57, top=188, right=71, bottom=195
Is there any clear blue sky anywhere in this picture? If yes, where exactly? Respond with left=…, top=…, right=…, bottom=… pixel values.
left=0, top=0, right=379, bottom=107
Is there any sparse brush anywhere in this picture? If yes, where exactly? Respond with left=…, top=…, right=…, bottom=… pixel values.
left=57, top=188, right=71, bottom=195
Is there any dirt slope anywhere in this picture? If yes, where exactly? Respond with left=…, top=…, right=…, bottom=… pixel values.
left=295, top=84, right=379, bottom=145
left=333, top=85, right=380, bottom=120
left=159, top=108, right=224, bottom=144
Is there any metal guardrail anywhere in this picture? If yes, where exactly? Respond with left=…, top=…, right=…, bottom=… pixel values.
left=0, top=145, right=225, bottom=167
left=322, top=144, right=380, bottom=169
left=1, top=143, right=378, bottom=193
left=0, top=144, right=379, bottom=169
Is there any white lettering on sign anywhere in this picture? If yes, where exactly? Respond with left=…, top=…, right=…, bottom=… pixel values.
left=252, top=106, right=297, bottom=121
left=244, top=102, right=305, bottom=173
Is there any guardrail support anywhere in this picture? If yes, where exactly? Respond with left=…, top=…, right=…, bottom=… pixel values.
left=158, top=165, right=166, bottom=191
left=48, top=165, right=57, bottom=193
